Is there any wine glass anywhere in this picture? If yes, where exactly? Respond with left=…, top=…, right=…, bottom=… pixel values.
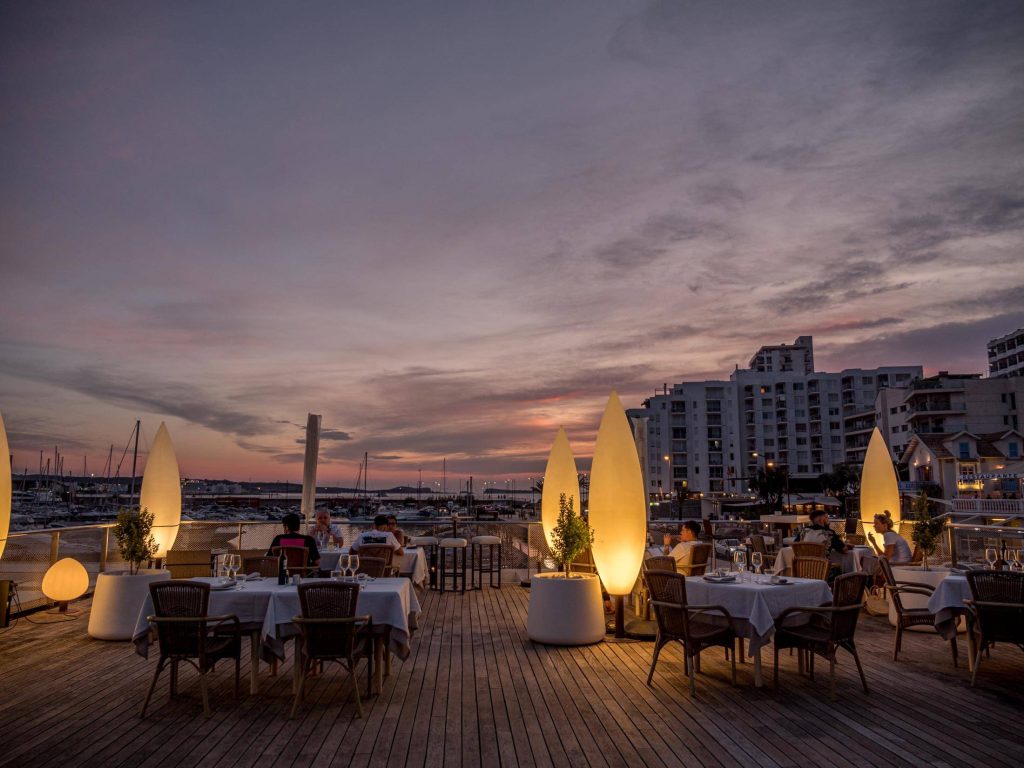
left=350, top=555, right=361, bottom=577
left=339, top=554, right=351, bottom=578
left=751, top=552, right=763, bottom=574
left=732, top=548, right=746, bottom=579
left=985, top=547, right=997, bottom=570
left=1010, top=550, right=1022, bottom=572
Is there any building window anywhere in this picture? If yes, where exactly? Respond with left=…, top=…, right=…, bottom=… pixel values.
left=959, top=442, right=971, bottom=459
left=1010, top=442, right=1020, bottom=459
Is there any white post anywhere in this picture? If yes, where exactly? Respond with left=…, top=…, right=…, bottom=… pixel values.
left=300, top=413, right=322, bottom=523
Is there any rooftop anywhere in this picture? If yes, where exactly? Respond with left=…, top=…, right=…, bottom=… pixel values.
left=1, top=586, right=1021, bottom=768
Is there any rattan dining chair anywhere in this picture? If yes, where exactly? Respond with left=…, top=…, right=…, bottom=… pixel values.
left=271, top=546, right=317, bottom=577
left=645, top=556, right=678, bottom=572
left=877, top=557, right=958, bottom=666
left=243, top=556, right=280, bottom=578
left=141, top=580, right=241, bottom=718
left=773, top=573, right=871, bottom=699
left=964, top=570, right=1024, bottom=686
left=679, top=544, right=712, bottom=577
left=791, top=541, right=827, bottom=559
left=291, top=582, right=374, bottom=718
left=356, top=556, right=398, bottom=578
left=643, top=570, right=738, bottom=695
left=356, top=545, right=395, bottom=566
left=792, top=557, right=830, bottom=581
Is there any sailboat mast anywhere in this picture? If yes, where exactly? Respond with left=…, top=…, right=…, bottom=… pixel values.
left=128, top=419, right=141, bottom=506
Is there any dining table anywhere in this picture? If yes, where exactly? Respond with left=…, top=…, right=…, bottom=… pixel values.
left=684, top=574, right=833, bottom=686
left=132, top=576, right=421, bottom=695
left=319, top=546, right=428, bottom=587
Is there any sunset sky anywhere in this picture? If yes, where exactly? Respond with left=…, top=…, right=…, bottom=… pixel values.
left=2, top=1, right=1023, bottom=487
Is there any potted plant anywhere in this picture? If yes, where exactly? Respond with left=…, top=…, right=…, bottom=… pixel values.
left=527, top=495, right=605, bottom=645
left=88, top=508, right=171, bottom=640
left=910, top=491, right=944, bottom=571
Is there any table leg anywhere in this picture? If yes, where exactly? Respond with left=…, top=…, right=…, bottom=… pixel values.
left=752, top=647, right=763, bottom=687
left=249, top=630, right=260, bottom=695
left=373, top=637, right=385, bottom=694
left=293, top=636, right=302, bottom=694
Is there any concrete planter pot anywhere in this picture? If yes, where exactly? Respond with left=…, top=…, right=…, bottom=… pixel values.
left=87, top=569, right=170, bottom=640
left=527, top=572, right=605, bottom=645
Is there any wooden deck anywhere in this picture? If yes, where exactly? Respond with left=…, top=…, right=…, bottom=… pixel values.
left=1, top=585, right=1022, bottom=768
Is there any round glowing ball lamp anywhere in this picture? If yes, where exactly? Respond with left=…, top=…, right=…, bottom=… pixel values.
left=139, top=422, right=182, bottom=559
left=540, top=427, right=581, bottom=552
left=42, top=557, right=89, bottom=613
left=589, top=391, right=647, bottom=638
left=860, top=427, right=901, bottom=534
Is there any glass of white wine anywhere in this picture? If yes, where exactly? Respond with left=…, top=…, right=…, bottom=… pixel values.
left=985, top=548, right=997, bottom=570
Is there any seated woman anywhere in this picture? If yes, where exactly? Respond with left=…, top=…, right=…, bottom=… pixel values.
left=868, top=511, right=913, bottom=564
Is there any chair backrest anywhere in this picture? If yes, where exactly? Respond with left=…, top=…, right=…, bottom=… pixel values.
left=645, top=556, right=677, bottom=573
left=828, top=573, right=870, bottom=642
left=680, top=543, right=712, bottom=576
left=845, top=517, right=859, bottom=535
left=297, top=582, right=361, bottom=659
left=272, top=546, right=310, bottom=571
left=702, top=519, right=714, bottom=539
left=356, top=556, right=391, bottom=578
left=793, top=557, right=829, bottom=581
left=569, top=546, right=597, bottom=575
left=357, top=545, right=394, bottom=565
left=750, top=535, right=768, bottom=555
left=966, top=571, right=1024, bottom=644
left=792, top=541, right=827, bottom=559
left=643, top=569, right=693, bottom=643
left=244, top=556, right=280, bottom=578
left=164, top=549, right=212, bottom=579
left=149, top=580, right=211, bottom=657
left=875, top=557, right=910, bottom=614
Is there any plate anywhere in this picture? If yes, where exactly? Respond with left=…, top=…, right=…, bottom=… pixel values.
left=703, top=575, right=737, bottom=583
left=211, top=582, right=236, bottom=591
left=768, top=578, right=790, bottom=585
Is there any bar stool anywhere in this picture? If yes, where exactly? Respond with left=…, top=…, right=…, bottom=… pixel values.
left=470, top=535, right=502, bottom=589
left=438, top=538, right=468, bottom=593
left=408, top=536, right=439, bottom=589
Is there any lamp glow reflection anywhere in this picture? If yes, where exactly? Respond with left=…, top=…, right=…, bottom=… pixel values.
left=139, top=422, right=182, bottom=558
left=42, top=557, right=89, bottom=613
left=860, top=427, right=901, bottom=533
left=0, top=412, right=10, bottom=562
left=589, top=391, right=646, bottom=637
left=541, top=427, right=580, bottom=551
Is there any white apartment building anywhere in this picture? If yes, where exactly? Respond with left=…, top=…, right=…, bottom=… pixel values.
left=987, top=328, right=1024, bottom=378
left=629, top=336, right=921, bottom=498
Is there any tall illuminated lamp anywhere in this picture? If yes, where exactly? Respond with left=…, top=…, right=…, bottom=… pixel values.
left=860, top=427, right=901, bottom=536
left=139, top=422, right=182, bottom=561
left=0, top=413, right=11, bottom=627
left=589, top=391, right=647, bottom=638
left=540, top=427, right=581, bottom=552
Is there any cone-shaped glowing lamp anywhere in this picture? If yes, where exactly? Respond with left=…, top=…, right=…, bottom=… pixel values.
left=541, top=427, right=581, bottom=551
left=0, top=412, right=10, bottom=562
left=42, top=557, right=89, bottom=613
left=139, top=422, right=182, bottom=558
left=589, top=391, right=647, bottom=637
left=860, top=427, right=901, bottom=533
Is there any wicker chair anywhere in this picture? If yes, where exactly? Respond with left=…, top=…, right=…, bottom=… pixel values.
left=792, top=541, right=827, bottom=559
left=643, top=570, right=738, bottom=695
left=291, top=582, right=374, bottom=718
left=141, top=581, right=241, bottom=718
left=645, top=556, right=678, bottom=572
left=356, top=556, right=398, bottom=578
left=680, top=543, right=712, bottom=577
left=271, top=546, right=316, bottom=577
left=356, top=545, right=395, bottom=566
left=773, top=573, right=870, bottom=699
left=243, top=556, right=280, bottom=578
left=877, top=558, right=958, bottom=666
left=164, top=549, right=213, bottom=579
left=793, top=557, right=830, bottom=581
left=964, top=571, right=1024, bottom=686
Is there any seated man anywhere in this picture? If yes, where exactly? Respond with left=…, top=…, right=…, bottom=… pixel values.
left=351, top=514, right=405, bottom=555
left=662, top=521, right=702, bottom=571
left=797, top=509, right=850, bottom=557
left=310, top=507, right=344, bottom=547
left=385, top=514, right=407, bottom=547
left=267, top=512, right=321, bottom=569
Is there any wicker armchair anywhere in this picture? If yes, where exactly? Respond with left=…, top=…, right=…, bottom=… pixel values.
left=164, top=549, right=213, bottom=579
left=356, top=556, right=398, bottom=578
left=643, top=570, right=738, bottom=695
left=793, top=557, right=830, bottom=581
left=243, top=556, right=280, bottom=578
left=773, top=573, right=870, bottom=699
left=356, top=545, right=395, bottom=565
left=877, top=558, right=958, bottom=666
left=291, top=582, right=374, bottom=718
left=271, top=546, right=317, bottom=577
left=792, top=541, right=827, bottom=559
left=645, top=556, right=678, bottom=572
left=964, top=571, right=1024, bottom=686
left=141, top=581, right=241, bottom=718
left=680, top=543, right=712, bottom=577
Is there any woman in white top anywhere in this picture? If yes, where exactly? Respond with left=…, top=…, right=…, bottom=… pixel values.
left=870, top=512, right=913, bottom=564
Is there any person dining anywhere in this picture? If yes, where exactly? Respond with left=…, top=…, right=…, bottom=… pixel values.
left=662, top=521, right=702, bottom=570
left=310, top=508, right=344, bottom=547
left=868, top=511, right=913, bottom=564
left=267, top=512, right=321, bottom=569
left=797, top=508, right=851, bottom=557
left=351, top=514, right=405, bottom=555
left=385, top=514, right=407, bottom=547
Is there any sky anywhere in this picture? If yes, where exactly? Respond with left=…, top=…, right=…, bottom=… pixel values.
left=2, top=1, right=1023, bottom=487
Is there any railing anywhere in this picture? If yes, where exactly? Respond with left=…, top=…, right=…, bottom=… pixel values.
left=0, top=519, right=554, bottom=614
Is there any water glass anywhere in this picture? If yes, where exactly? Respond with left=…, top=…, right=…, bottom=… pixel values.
left=331, top=569, right=343, bottom=581
left=732, top=549, right=747, bottom=574
left=751, top=552, right=763, bottom=574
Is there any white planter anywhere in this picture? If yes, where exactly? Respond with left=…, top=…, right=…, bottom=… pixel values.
left=888, top=565, right=952, bottom=630
left=527, top=572, right=605, bottom=645
left=88, top=569, right=170, bottom=640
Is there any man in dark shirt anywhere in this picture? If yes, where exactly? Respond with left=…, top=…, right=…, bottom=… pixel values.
left=797, top=509, right=850, bottom=557
left=267, top=512, right=320, bottom=568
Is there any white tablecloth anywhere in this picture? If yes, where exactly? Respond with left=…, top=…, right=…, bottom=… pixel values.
left=926, top=574, right=970, bottom=639
left=772, top=547, right=855, bottom=575
left=684, top=575, right=833, bottom=653
left=133, top=577, right=421, bottom=660
left=320, top=547, right=427, bottom=587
